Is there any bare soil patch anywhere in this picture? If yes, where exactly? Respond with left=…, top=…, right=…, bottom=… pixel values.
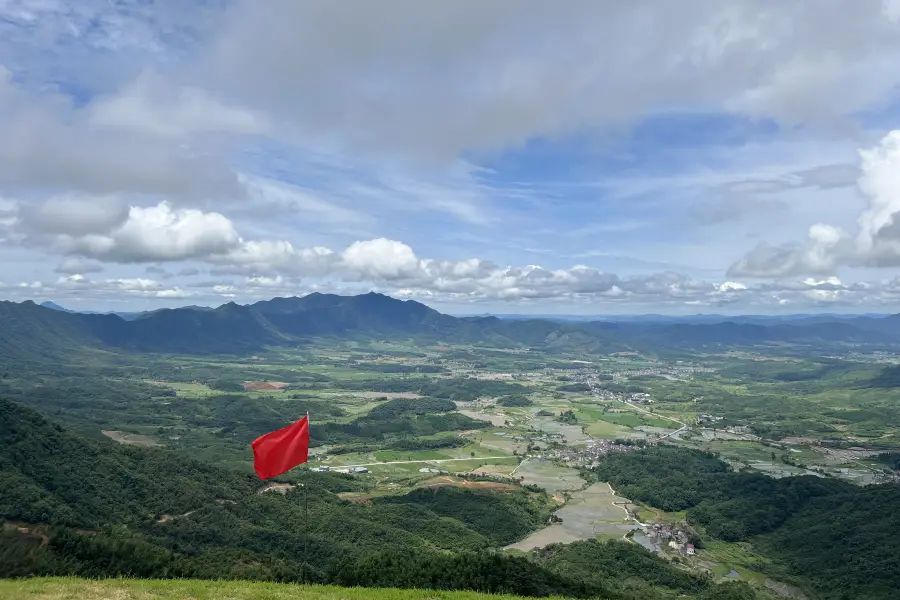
left=243, top=381, right=290, bottom=391
left=2, top=521, right=50, bottom=546
left=155, top=509, right=197, bottom=524
left=419, top=476, right=517, bottom=491
left=101, top=430, right=162, bottom=447
left=337, top=492, right=372, bottom=504
left=459, top=410, right=506, bottom=426
left=259, top=482, right=297, bottom=494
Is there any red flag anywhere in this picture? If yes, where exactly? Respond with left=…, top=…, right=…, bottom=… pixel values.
left=251, top=414, right=310, bottom=480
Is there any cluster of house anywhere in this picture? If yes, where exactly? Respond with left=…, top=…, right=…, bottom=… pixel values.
left=628, top=392, right=653, bottom=404
left=549, top=439, right=636, bottom=466
left=310, top=465, right=369, bottom=474
left=696, top=413, right=724, bottom=425
left=643, top=523, right=696, bottom=556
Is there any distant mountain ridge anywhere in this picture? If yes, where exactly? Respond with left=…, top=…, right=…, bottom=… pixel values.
left=39, top=301, right=212, bottom=321
left=5, top=293, right=900, bottom=359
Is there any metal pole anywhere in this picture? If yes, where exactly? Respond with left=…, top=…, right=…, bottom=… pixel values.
left=304, top=413, right=309, bottom=578
left=304, top=478, right=308, bottom=566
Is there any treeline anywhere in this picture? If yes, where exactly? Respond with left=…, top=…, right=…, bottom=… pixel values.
left=592, top=445, right=900, bottom=599
left=875, top=452, right=900, bottom=470
left=342, top=378, right=526, bottom=401
left=327, top=435, right=468, bottom=456
left=497, top=394, right=533, bottom=407
left=0, top=376, right=344, bottom=447
left=352, top=363, right=446, bottom=374
left=311, top=396, right=487, bottom=445
left=375, top=486, right=549, bottom=546
left=592, top=446, right=848, bottom=539
left=367, top=397, right=456, bottom=418
left=557, top=382, right=590, bottom=392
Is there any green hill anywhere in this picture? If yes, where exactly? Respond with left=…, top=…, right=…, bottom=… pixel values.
left=7, top=292, right=900, bottom=361
left=0, top=399, right=761, bottom=599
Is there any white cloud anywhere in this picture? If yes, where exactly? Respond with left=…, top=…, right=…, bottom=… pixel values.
left=54, top=257, right=104, bottom=275
left=110, top=278, right=165, bottom=292
left=63, top=201, right=241, bottom=262
left=0, top=67, right=242, bottom=199
left=238, top=175, right=371, bottom=225
left=89, top=72, right=268, bottom=138
left=213, top=240, right=336, bottom=276
left=730, top=131, right=900, bottom=276
left=855, top=131, right=900, bottom=265
left=207, top=1, right=900, bottom=158
left=17, top=194, right=129, bottom=236
left=341, top=238, right=421, bottom=280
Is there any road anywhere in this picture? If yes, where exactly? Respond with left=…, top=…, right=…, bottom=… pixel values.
left=337, top=456, right=512, bottom=468
left=619, top=398, right=688, bottom=440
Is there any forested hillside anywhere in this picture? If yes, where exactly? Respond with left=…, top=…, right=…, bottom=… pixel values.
left=591, top=446, right=900, bottom=599
left=1, top=398, right=759, bottom=599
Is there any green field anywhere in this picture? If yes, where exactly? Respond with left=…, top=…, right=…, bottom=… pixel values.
left=699, top=540, right=774, bottom=586
left=5, top=329, right=900, bottom=599
left=0, top=578, right=570, bottom=600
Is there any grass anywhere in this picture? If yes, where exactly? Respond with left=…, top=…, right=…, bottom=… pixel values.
left=374, top=449, right=451, bottom=461
left=584, top=420, right=633, bottom=439
left=0, top=578, right=575, bottom=600
left=699, top=540, right=774, bottom=586
left=145, top=380, right=218, bottom=397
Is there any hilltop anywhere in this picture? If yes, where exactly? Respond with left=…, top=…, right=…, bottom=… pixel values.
left=0, top=578, right=577, bottom=600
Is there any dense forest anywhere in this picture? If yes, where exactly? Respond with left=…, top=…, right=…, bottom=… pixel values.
left=2, top=398, right=762, bottom=599
left=591, top=446, right=900, bottom=599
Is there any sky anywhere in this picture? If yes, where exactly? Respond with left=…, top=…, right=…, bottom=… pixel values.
left=3, top=1, right=900, bottom=314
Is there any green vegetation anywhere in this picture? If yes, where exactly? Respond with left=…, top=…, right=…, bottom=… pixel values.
left=556, top=410, right=578, bottom=425
left=1, top=399, right=772, bottom=599
left=536, top=540, right=708, bottom=600
left=8, top=293, right=900, bottom=599
left=498, top=394, right=534, bottom=407
left=343, top=377, right=527, bottom=401
left=875, top=452, right=900, bottom=470
left=591, top=445, right=900, bottom=599
left=558, top=383, right=591, bottom=393
left=0, top=577, right=571, bottom=600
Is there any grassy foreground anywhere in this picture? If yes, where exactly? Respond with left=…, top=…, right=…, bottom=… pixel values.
left=0, top=578, right=576, bottom=600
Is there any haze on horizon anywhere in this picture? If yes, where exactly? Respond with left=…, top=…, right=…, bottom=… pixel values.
left=3, top=1, right=900, bottom=315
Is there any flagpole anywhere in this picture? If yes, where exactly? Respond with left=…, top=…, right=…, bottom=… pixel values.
left=303, top=473, right=308, bottom=575
left=303, top=411, right=309, bottom=579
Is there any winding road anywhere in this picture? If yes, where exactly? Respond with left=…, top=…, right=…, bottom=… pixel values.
left=338, top=456, right=511, bottom=468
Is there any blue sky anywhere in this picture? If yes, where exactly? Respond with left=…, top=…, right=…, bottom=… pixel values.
left=3, top=1, right=900, bottom=314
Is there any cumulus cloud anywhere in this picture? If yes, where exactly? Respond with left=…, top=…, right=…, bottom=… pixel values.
left=730, top=131, right=900, bottom=277
left=855, top=131, right=900, bottom=265
left=62, top=202, right=241, bottom=262
left=342, top=239, right=421, bottom=280
left=7, top=230, right=900, bottom=310
left=212, top=240, right=336, bottom=276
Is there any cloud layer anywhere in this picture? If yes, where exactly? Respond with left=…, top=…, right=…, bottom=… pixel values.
left=3, top=2, right=900, bottom=312
left=729, top=131, right=900, bottom=277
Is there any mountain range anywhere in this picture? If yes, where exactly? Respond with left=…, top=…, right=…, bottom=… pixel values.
left=5, top=293, right=900, bottom=361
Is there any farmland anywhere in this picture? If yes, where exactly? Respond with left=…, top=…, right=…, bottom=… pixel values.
left=5, top=333, right=900, bottom=599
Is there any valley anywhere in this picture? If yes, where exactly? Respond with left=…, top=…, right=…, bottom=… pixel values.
left=3, top=294, right=900, bottom=599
